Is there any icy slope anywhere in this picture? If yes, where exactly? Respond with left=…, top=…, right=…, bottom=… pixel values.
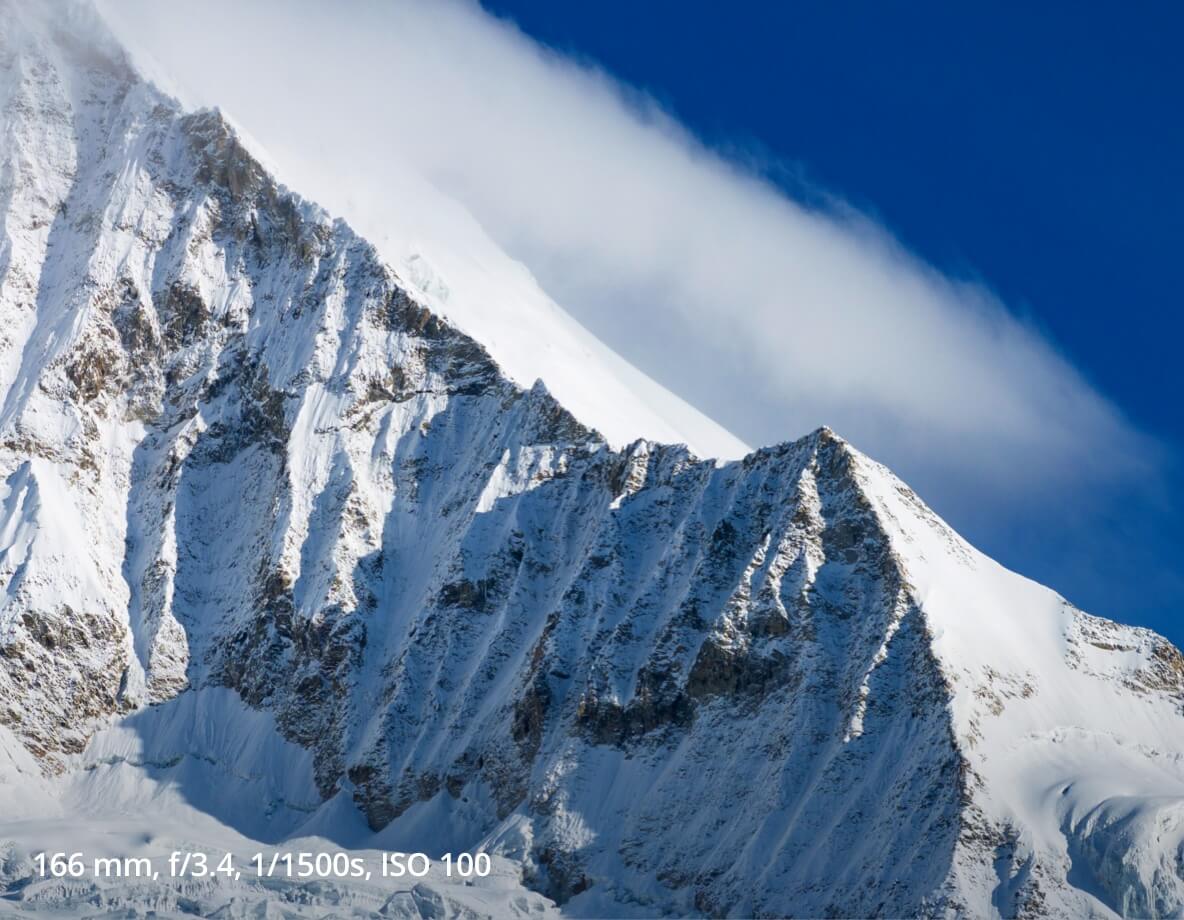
left=96, top=2, right=750, bottom=464
left=0, top=689, right=562, bottom=919
left=343, top=168, right=753, bottom=464
left=0, top=3, right=1183, bottom=917
left=850, top=450, right=1184, bottom=918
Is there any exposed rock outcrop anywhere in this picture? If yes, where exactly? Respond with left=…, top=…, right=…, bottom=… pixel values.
left=2, top=5, right=1183, bottom=918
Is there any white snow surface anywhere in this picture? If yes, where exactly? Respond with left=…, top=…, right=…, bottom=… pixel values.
left=371, top=178, right=752, bottom=465
left=0, top=4, right=1183, bottom=918
left=97, top=0, right=750, bottom=466
left=850, top=451, right=1184, bottom=918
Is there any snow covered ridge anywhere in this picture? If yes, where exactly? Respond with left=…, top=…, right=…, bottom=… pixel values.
left=1, top=2, right=1183, bottom=917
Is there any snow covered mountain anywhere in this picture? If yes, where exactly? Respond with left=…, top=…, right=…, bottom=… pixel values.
left=96, top=5, right=752, bottom=467
left=1, top=3, right=1183, bottom=917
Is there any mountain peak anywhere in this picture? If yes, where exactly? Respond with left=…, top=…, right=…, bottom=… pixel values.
left=0, top=0, right=130, bottom=85
left=0, top=7, right=1182, bottom=917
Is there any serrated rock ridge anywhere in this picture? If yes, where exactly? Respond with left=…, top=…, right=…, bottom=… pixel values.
left=2, top=6, right=1184, bottom=917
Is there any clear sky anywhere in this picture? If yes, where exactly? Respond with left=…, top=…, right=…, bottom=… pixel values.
left=476, top=0, right=1183, bottom=644
left=480, top=1, right=1182, bottom=444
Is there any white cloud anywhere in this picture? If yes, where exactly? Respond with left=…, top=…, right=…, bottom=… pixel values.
left=97, top=0, right=1154, bottom=496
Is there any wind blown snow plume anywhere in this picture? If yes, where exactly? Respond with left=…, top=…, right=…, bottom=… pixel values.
left=99, top=0, right=1150, bottom=492
left=2, top=4, right=1184, bottom=917
left=97, top=0, right=1184, bottom=647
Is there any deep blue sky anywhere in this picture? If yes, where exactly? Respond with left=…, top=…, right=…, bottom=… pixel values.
left=483, top=1, right=1181, bottom=441
left=483, top=0, right=1183, bottom=641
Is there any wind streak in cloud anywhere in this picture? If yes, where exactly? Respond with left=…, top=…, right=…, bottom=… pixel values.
left=101, top=0, right=1148, bottom=493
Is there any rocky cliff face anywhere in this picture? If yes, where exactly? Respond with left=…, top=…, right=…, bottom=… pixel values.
left=2, top=5, right=1183, bottom=918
